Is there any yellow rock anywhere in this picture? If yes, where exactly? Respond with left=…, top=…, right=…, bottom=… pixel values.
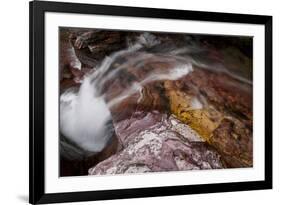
left=164, top=81, right=222, bottom=142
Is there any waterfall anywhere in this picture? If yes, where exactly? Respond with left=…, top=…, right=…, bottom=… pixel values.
left=59, top=33, right=194, bottom=153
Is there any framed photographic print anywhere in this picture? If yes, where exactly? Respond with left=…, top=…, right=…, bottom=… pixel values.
left=29, top=0, right=272, bottom=204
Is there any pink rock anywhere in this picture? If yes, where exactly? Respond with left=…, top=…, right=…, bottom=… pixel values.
left=89, top=112, right=224, bottom=175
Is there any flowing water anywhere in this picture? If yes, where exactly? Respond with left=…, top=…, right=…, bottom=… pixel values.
left=60, top=33, right=196, bottom=152
left=60, top=32, right=252, bottom=154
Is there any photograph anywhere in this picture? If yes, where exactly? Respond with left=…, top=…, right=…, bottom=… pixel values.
left=0, top=0, right=277, bottom=204
left=59, top=27, right=253, bottom=177
left=29, top=1, right=272, bottom=203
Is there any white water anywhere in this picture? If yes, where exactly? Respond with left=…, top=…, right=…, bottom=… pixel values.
left=60, top=33, right=194, bottom=152
left=60, top=78, right=112, bottom=152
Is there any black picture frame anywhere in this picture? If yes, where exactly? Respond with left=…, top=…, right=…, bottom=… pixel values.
left=29, top=0, right=272, bottom=204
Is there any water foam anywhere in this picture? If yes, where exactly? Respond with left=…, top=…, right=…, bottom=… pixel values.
left=60, top=34, right=194, bottom=152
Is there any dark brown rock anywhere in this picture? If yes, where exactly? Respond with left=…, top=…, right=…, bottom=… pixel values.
left=210, top=118, right=253, bottom=167
left=69, top=30, right=130, bottom=68
left=60, top=134, right=120, bottom=176
left=59, top=29, right=253, bottom=174
left=184, top=68, right=252, bottom=120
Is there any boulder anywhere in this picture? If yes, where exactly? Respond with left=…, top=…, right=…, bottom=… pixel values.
left=89, top=112, right=225, bottom=175
left=164, top=68, right=253, bottom=167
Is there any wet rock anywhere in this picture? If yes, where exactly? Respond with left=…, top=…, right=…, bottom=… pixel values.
left=59, top=29, right=84, bottom=91
left=60, top=133, right=120, bottom=176
left=68, top=29, right=194, bottom=69
left=89, top=112, right=224, bottom=175
left=184, top=68, right=252, bottom=120
left=210, top=118, right=253, bottom=167
left=164, top=79, right=223, bottom=140
left=69, top=30, right=130, bottom=68
left=164, top=68, right=253, bottom=167
left=100, top=53, right=187, bottom=122
left=59, top=29, right=82, bottom=77
left=60, top=28, right=253, bottom=173
left=92, top=52, right=253, bottom=169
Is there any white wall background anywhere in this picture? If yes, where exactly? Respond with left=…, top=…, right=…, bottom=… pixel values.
left=0, top=0, right=279, bottom=204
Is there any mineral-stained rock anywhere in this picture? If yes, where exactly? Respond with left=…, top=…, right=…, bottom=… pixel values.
left=68, top=29, right=195, bottom=69
left=164, top=79, right=223, bottom=140
left=164, top=68, right=253, bottom=167
left=100, top=53, right=190, bottom=122
left=91, top=51, right=253, bottom=169
left=60, top=29, right=253, bottom=173
left=210, top=118, right=253, bottom=167
left=69, top=30, right=130, bottom=68
left=89, top=112, right=225, bottom=175
left=59, top=29, right=81, bottom=78
left=183, top=68, right=252, bottom=120
left=59, top=29, right=85, bottom=91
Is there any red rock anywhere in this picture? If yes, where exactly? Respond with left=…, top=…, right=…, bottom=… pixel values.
left=59, top=29, right=253, bottom=174
left=89, top=112, right=225, bottom=175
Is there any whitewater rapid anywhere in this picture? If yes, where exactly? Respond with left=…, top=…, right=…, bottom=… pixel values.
left=59, top=33, right=194, bottom=152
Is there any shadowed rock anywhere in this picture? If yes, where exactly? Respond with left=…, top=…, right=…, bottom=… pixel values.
left=59, top=28, right=253, bottom=175
left=210, top=118, right=253, bottom=167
